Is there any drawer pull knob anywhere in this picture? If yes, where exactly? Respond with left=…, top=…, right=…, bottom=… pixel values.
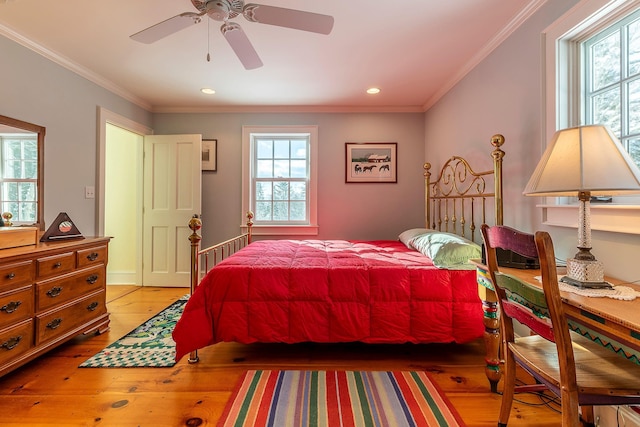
left=46, top=286, right=63, bottom=298
left=6, top=273, right=15, bottom=280
left=53, top=262, right=62, bottom=268
left=87, top=302, right=99, bottom=311
left=87, top=253, right=99, bottom=261
left=86, top=275, right=99, bottom=285
left=1, top=335, right=22, bottom=351
left=1, top=301, right=22, bottom=314
left=47, top=318, right=62, bottom=330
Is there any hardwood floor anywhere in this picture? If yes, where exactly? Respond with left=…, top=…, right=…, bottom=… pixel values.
left=0, top=286, right=561, bottom=426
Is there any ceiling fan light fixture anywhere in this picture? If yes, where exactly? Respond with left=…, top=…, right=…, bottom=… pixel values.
left=201, top=88, right=216, bottom=95
left=367, top=87, right=381, bottom=95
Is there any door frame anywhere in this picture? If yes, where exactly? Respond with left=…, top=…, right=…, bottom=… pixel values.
left=97, top=107, right=152, bottom=285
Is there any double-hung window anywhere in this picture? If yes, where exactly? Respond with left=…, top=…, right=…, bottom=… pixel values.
left=0, top=134, right=38, bottom=224
left=583, top=7, right=640, bottom=167
left=544, top=0, right=640, bottom=234
left=242, top=125, right=318, bottom=236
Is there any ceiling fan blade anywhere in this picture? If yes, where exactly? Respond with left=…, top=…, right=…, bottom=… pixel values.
left=221, top=22, right=263, bottom=70
left=242, top=4, right=334, bottom=35
left=130, top=12, right=203, bottom=44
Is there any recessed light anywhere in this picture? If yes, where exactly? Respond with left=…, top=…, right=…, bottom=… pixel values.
left=366, top=87, right=381, bottom=94
left=201, top=88, right=216, bottom=95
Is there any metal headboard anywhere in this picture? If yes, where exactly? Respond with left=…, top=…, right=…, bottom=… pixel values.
left=424, top=134, right=505, bottom=243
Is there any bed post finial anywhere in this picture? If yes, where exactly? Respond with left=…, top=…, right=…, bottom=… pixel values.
left=490, top=134, right=505, bottom=226
left=187, top=214, right=201, bottom=364
left=246, top=211, right=254, bottom=244
left=424, top=163, right=432, bottom=229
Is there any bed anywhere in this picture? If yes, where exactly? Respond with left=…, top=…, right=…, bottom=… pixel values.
left=173, top=134, right=506, bottom=363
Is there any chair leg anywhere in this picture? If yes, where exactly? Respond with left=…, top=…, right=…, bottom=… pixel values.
left=498, top=351, right=516, bottom=426
left=579, top=406, right=595, bottom=427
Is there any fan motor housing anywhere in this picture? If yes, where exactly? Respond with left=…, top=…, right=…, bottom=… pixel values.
left=193, top=0, right=242, bottom=21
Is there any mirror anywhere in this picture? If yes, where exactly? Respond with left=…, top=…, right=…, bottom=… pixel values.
left=0, top=115, right=45, bottom=230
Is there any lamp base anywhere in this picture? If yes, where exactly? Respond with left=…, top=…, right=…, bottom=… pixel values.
left=562, top=258, right=612, bottom=289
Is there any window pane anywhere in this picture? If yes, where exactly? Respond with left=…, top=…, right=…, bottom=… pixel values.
left=273, top=160, right=290, bottom=178
left=273, top=181, right=289, bottom=200
left=290, top=182, right=306, bottom=200
left=256, top=140, right=273, bottom=158
left=256, top=159, right=273, bottom=178
left=592, top=87, right=621, bottom=135
left=4, top=160, right=21, bottom=178
left=291, top=140, right=307, bottom=159
left=18, top=202, right=35, bottom=222
left=627, top=138, right=640, bottom=166
left=290, top=160, right=306, bottom=178
left=629, top=79, right=640, bottom=134
left=273, top=201, right=288, bottom=220
left=256, top=181, right=272, bottom=201
left=24, top=140, right=37, bottom=159
left=255, top=201, right=272, bottom=221
left=6, top=140, right=21, bottom=160
left=24, top=160, right=37, bottom=179
left=274, top=140, right=290, bottom=158
left=629, top=19, right=640, bottom=76
left=591, top=31, right=620, bottom=91
left=290, top=202, right=306, bottom=220
left=19, top=182, right=35, bottom=201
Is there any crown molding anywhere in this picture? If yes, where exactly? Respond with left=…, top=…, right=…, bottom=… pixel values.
left=0, top=23, right=152, bottom=111
left=422, top=0, right=548, bottom=111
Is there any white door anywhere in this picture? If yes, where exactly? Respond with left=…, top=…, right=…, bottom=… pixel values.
left=143, top=134, right=202, bottom=287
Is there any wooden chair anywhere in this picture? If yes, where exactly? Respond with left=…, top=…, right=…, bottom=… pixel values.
left=480, top=224, right=640, bottom=427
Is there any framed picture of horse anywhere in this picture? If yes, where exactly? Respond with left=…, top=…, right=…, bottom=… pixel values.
left=345, top=142, right=397, bottom=183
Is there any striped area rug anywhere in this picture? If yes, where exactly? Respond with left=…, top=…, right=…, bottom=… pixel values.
left=217, top=370, right=466, bottom=427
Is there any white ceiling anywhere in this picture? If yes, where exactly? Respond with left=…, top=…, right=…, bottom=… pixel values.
left=0, top=0, right=539, bottom=112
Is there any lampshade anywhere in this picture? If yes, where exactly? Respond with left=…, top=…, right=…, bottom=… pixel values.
left=524, top=124, right=640, bottom=288
left=523, top=125, right=640, bottom=196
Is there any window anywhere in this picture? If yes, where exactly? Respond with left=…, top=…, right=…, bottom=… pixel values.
left=242, top=125, right=318, bottom=236
left=0, top=134, right=38, bottom=223
left=542, top=0, right=640, bottom=234
left=583, top=7, right=640, bottom=166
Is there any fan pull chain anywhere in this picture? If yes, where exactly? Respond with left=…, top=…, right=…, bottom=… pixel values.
left=206, top=18, right=211, bottom=62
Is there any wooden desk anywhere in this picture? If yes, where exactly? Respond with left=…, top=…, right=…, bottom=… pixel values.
left=473, top=261, right=640, bottom=393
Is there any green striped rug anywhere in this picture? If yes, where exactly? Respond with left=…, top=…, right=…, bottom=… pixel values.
left=218, top=370, right=466, bottom=427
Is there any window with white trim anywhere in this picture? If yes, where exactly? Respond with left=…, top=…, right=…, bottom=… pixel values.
left=242, top=125, right=318, bottom=236
left=0, top=134, right=38, bottom=223
left=542, top=0, right=640, bottom=234
left=583, top=7, right=640, bottom=166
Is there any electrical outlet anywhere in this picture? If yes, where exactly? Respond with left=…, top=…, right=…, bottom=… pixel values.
left=85, top=186, right=95, bottom=199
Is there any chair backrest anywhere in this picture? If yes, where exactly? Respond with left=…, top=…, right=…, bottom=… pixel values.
left=481, top=224, right=576, bottom=342
left=480, top=224, right=578, bottom=385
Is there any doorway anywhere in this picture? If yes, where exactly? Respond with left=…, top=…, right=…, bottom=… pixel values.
left=98, top=108, right=150, bottom=286
left=98, top=107, right=202, bottom=287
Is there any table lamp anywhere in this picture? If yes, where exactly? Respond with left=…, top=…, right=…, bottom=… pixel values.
left=523, top=125, right=640, bottom=288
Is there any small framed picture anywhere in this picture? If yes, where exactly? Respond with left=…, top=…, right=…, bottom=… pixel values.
left=202, top=139, right=217, bottom=172
left=345, top=142, right=397, bottom=183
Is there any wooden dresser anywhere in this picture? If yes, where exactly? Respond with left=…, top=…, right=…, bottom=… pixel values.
left=0, top=237, right=110, bottom=377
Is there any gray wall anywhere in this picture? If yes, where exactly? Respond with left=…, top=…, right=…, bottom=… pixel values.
left=424, top=0, right=640, bottom=282
left=1, top=35, right=152, bottom=235
left=153, top=113, right=425, bottom=247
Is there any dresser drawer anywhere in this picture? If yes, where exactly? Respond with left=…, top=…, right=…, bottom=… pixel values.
left=0, top=286, right=34, bottom=330
left=36, top=252, right=75, bottom=279
left=35, top=266, right=105, bottom=311
left=0, top=319, right=34, bottom=366
left=36, top=291, right=106, bottom=345
left=0, top=260, right=34, bottom=289
left=77, top=246, right=108, bottom=268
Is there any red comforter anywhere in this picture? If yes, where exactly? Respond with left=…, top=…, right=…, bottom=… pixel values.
left=173, top=239, right=483, bottom=361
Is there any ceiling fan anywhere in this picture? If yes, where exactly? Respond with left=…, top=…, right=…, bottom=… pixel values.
left=130, top=0, right=334, bottom=70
